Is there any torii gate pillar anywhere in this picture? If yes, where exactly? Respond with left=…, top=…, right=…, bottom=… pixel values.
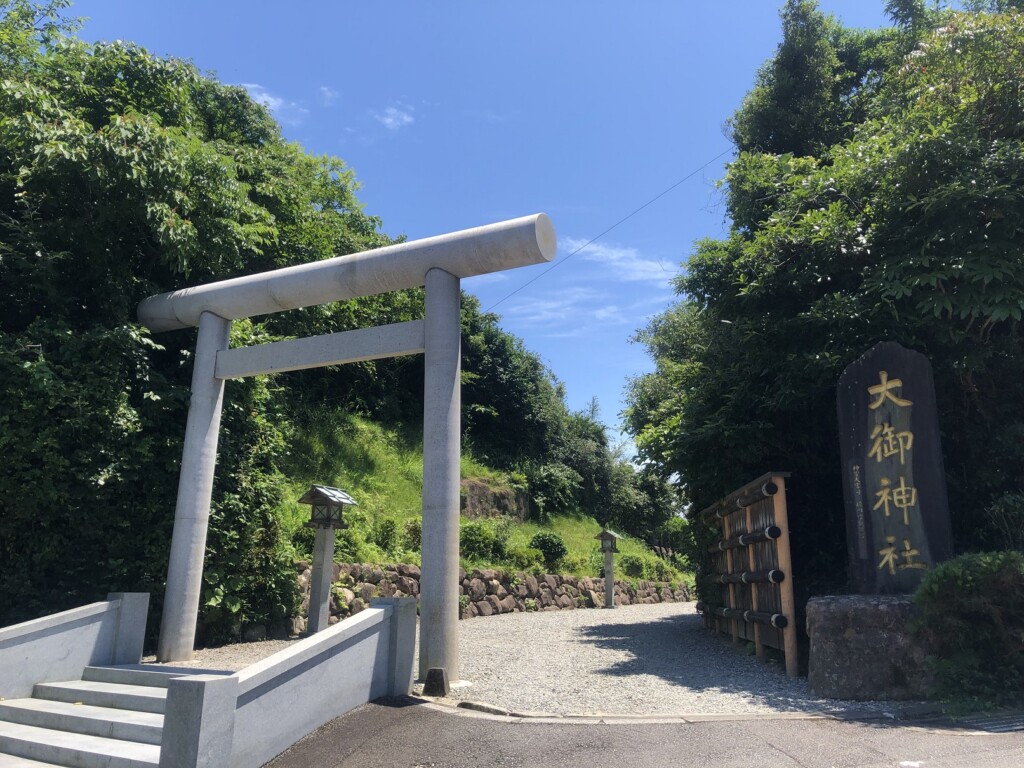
left=420, top=268, right=461, bottom=681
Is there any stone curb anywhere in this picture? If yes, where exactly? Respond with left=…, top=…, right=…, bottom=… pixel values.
left=411, top=696, right=948, bottom=726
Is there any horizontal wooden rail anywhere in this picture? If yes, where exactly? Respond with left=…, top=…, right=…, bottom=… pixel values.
left=698, top=472, right=791, bottom=521
left=702, top=569, right=786, bottom=586
left=696, top=603, right=789, bottom=629
left=708, top=525, right=782, bottom=552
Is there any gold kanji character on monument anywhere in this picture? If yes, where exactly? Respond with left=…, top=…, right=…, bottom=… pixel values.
left=868, top=371, right=913, bottom=410
left=873, top=476, right=918, bottom=525
left=877, top=536, right=929, bottom=574
left=868, top=423, right=914, bottom=465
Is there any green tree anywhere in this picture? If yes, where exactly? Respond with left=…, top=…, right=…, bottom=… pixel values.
left=460, top=294, right=566, bottom=467
left=627, top=4, right=1024, bottom=600
left=0, top=0, right=677, bottom=636
left=0, top=0, right=396, bottom=635
left=728, top=0, right=895, bottom=158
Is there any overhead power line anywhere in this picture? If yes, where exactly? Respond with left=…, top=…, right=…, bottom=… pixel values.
left=485, top=147, right=732, bottom=313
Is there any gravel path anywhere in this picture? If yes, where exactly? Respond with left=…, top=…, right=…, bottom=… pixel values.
left=148, top=602, right=910, bottom=717
left=442, top=602, right=901, bottom=716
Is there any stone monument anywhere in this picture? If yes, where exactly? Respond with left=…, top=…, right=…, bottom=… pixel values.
left=809, top=342, right=953, bottom=699
left=836, top=341, right=953, bottom=593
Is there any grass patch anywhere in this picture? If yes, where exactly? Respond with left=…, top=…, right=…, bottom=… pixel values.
left=277, top=409, right=690, bottom=584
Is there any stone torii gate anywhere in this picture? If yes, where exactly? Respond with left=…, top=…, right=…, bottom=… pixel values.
left=137, top=214, right=556, bottom=682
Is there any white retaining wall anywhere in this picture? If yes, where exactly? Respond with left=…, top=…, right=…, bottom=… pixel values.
left=0, top=593, right=148, bottom=699
left=160, top=597, right=416, bottom=768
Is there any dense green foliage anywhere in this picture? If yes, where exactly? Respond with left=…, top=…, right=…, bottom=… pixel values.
left=528, top=532, right=568, bottom=571
left=0, top=0, right=678, bottom=639
left=627, top=1, right=1024, bottom=599
left=280, top=411, right=676, bottom=581
left=913, top=551, right=1024, bottom=705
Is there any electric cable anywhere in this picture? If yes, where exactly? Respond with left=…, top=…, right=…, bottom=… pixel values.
left=485, top=147, right=732, bottom=313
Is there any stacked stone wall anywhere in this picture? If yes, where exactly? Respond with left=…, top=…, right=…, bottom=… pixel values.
left=292, top=561, right=691, bottom=635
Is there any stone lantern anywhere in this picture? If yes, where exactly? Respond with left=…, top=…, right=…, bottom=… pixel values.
left=299, top=485, right=357, bottom=634
left=595, top=529, right=621, bottom=608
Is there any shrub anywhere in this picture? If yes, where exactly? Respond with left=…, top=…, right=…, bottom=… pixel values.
left=371, top=518, right=398, bottom=554
left=402, top=518, right=422, bottom=552
left=913, top=551, right=1024, bottom=706
left=335, top=528, right=371, bottom=565
left=461, top=520, right=499, bottom=562
left=619, top=554, right=647, bottom=579
left=489, top=516, right=514, bottom=560
left=560, top=555, right=588, bottom=575
left=650, top=558, right=676, bottom=583
left=506, top=546, right=544, bottom=573
left=527, top=463, right=582, bottom=520
left=528, top=532, right=568, bottom=571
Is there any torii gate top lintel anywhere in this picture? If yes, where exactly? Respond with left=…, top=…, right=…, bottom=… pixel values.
left=138, top=213, right=556, bottom=333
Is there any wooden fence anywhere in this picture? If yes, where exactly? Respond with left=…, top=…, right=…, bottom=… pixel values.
left=695, top=472, right=798, bottom=677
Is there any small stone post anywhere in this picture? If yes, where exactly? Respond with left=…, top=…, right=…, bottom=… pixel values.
left=596, top=530, right=621, bottom=609
left=604, top=551, right=615, bottom=608
left=307, top=526, right=335, bottom=634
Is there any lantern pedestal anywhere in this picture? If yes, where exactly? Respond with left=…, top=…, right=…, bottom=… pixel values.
left=595, top=529, right=621, bottom=609
left=603, top=550, right=615, bottom=608
left=308, top=526, right=336, bottom=634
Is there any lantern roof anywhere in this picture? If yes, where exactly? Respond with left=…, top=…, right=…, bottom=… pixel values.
left=298, top=485, right=358, bottom=507
left=595, top=529, right=622, bottom=541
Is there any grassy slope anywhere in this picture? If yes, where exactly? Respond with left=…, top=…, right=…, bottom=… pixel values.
left=278, top=411, right=684, bottom=584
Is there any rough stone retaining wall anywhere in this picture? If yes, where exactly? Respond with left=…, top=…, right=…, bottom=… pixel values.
left=806, top=594, right=932, bottom=700
left=292, top=562, right=692, bottom=635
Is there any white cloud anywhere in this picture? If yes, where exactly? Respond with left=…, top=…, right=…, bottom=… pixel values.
left=373, top=103, right=415, bottom=131
left=562, top=238, right=676, bottom=285
left=594, top=305, right=624, bottom=322
left=242, top=83, right=281, bottom=110
left=319, top=86, right=340, bottom=106
left=240, top=83, right=309, bottom=126
left=502, top=287, right=602, bottom=325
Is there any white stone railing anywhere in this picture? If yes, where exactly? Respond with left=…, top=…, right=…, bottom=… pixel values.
left=0, top=593, right=148, bottom=699
left=159, top=597, right=416, bottom=768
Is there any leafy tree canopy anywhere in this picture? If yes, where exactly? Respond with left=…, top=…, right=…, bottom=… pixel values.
left=627, top=1, right=1024, bottom=599
left=0, top=0, right=674, bottom=635
left=0, top=0, right=404, bottom=633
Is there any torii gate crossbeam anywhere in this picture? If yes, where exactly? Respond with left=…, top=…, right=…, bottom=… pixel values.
left=137, top=214, right=556, bottom=681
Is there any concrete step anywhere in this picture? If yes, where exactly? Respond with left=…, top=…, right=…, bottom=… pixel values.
left=0, top=699, right=163, bottom=745
left=0, top=752, right=67, bottom=767
left=82, top=664, right=231, bottom=689
left=32, top=681, right=166, bottom=715
left=0, top=720, right=159, bottom=768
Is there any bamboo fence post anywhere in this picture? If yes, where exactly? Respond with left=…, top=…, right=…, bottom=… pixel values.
left=721, top=511, right=739, bottom=644
left=771, top=474, right=799, bottom=678
left=746, top=504, right=764, bottom=660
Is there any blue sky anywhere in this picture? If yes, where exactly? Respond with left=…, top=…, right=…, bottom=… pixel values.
left=74, top=0, right=893, bottom=450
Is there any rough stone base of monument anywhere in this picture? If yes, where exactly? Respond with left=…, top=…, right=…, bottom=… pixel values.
left=806, top=595, right=933, bottom=700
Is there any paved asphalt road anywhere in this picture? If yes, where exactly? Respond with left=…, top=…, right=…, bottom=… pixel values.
left=265, top=698, right=1024, bottom=768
